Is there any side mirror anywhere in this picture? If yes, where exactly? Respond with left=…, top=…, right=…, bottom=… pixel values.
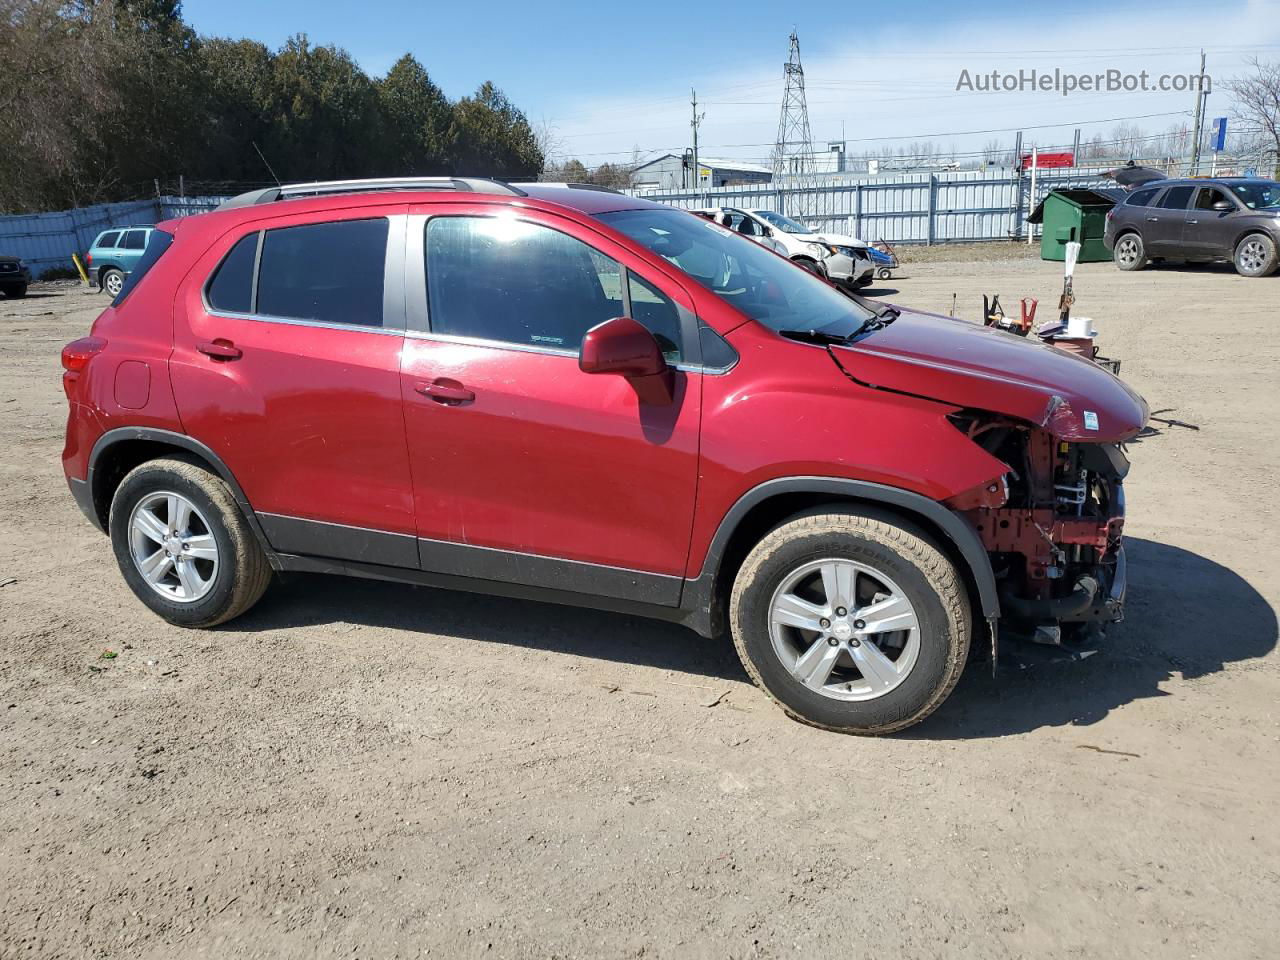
left=580, top=316, right=667, bottom=378
left=1212, top=200, right=1233, bottom=212
left=579, top=317, right=672, bottom=403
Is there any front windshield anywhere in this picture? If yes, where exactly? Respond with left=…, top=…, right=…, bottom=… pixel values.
left=598, top=208, right=875, bottom=338
left=751, top=210, right=812, bottom=234
left=1229, top=181, right=1280, bottom=209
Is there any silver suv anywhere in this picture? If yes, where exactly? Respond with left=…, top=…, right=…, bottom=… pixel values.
left=1104, top=178, right=1280, bottom=277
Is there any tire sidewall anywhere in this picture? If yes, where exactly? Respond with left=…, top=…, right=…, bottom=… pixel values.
left=109, top=464, right=239, bottom=627
left=734, top=527, right=957, bottom=731
left=1114, top=233, right=1145, bottom=271
left=102, top=269, right=123, bottom=296
left=1234, top=233, right=1277, bottom=277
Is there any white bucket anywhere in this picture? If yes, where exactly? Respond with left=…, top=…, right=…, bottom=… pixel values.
left=1065, top=315, right=1096, bottom=339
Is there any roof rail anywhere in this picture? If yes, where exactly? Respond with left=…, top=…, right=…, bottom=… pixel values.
left=217, top=177, right=526, bottom=210
left=513, top=181, right=625, bottom=195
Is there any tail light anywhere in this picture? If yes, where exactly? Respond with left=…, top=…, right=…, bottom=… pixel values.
left=62, top=336, right=106, bottom=398
left=1105, top=209, right=1115, bottom=221
left=85, top=252, right=93, bottom=267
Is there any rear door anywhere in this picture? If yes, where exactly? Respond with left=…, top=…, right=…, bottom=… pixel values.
left=1145, top=185, right=1194, bottom=254
left=398, top=203, right=702, bottom=604
left=171, top=205, right=419, bottom=567
left=120, top=229, right=149, bottom=274
left=1183, top=185, right=1241, bottom=258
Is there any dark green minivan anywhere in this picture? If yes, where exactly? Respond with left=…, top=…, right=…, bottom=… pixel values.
left=87, top=226, right=155, bottom=297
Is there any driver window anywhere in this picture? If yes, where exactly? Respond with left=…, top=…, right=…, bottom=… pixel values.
left=1194, top=188, right=1231, bottom=211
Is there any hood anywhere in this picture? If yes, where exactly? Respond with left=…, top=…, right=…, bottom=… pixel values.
left=816, top=233, right=869, bottom=249
left=836, top=309, right=1148, bottom=442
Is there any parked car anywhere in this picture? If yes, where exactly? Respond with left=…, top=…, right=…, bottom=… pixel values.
left=0, top=254, right=32, bottom=297
left=694, top=206, right=876, bottom=290
left=61, top=177, right=1146, bottom=735
left=1104, top=177, right=1280, bottom=276
left=87, top=226, right=155, bottom=297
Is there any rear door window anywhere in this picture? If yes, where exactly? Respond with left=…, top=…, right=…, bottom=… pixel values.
left=206, top=232, right=259, bottom=314
left=255, top=218, right=389, bottom=328
left=1158, top=186, right=1194, bottom=210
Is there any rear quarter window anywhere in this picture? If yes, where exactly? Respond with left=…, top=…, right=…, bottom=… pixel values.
left=1126, top=188, right=1158, bottom=207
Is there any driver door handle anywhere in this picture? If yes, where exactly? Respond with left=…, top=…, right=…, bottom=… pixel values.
left=1146, top=216, right=1160, bottom=222
left=415, top=380, right=475, bottom=405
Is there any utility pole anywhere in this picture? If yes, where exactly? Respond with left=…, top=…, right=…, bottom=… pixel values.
left=1071, top=129, right=1081, bottom=166
left=1189, top=49, right=1207, bottom=175
left=773, top=31, right=819, bottom=220
left=691, top=89, right=704, bottom=195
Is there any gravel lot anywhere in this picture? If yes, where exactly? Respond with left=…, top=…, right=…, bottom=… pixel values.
left=2, top=259, right=1277, bottom=959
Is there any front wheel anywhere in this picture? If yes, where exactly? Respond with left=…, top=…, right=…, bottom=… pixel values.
left=876, top=267, right=892, bottom=281
left=1113, top=233, right=1146, bottom=271
left=793, top=258, right=822, bottom=275
left=1233, top=233, right=1278, bottom=277
left=1, top=283, right=27, bottom=298
left=729, top=509, right=971, bottom=735
left=109, top=457, right=271, bottom=627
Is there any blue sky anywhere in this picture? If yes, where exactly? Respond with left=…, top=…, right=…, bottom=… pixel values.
left=183, top=0, right=1280, bottom=165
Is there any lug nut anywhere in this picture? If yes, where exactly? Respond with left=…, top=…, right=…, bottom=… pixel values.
left=850, top=638, right=861, bottom=647
left=835, top=607, right=847, bottom=617
left=827, top=637, right=839, bottom=646
left=819, top=618, right=830, bottom=628
left=854, top=619, right=865, bottom=629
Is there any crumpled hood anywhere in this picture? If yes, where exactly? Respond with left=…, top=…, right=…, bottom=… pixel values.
left=816, top=233, right=869, bottom=249
left=836, top=308, right=1148, bottom=442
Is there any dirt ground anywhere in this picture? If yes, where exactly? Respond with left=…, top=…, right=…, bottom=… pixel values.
left=1, top=258, right=1277, bottom=960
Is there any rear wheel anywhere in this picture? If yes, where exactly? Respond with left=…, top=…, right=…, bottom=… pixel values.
left=101, top=268, right=124, bottom=297
left=877, top=267, right=892, bottom=280
left=1113, top=233, right=1146, bottom=271
left=109, top=457, right=271, bottom=627
left=1, top=283, right=27, bottom=298
left=1233, top=233, right=1278, bottom=277
left=729, top=509, right=971, bottom=735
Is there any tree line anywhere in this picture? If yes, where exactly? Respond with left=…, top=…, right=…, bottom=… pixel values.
left=0, top=0, right=544, bottom=214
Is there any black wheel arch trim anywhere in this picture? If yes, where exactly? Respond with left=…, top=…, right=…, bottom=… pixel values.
left=685, top=476, right=1000, bottom=631
left=86, top=427, right=279, bottom=565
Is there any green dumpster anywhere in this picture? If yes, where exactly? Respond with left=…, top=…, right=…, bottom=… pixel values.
left=1027, top=188, right=1126, bottom=262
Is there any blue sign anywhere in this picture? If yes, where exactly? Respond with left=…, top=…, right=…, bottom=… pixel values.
left=1211, top=117, right=1228, bottom=152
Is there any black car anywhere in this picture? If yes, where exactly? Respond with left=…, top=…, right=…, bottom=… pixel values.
left=0, top=254, right=32, bottom=298
left=1103, top=177, right=1280, bottom=277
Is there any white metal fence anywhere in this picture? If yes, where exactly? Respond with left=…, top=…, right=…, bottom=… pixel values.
left=628, top=166, right=1121, bottom=244
left=0, top=196, right=221, bottom=278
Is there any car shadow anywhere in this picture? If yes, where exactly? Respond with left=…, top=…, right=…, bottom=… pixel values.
left=232, top=537, right=1272, bottom=735
left=858, top=285, right=900, bottom=297
left=234, top=572, right=750, bottom=683
left=907, top=537, right=1276, bottom=739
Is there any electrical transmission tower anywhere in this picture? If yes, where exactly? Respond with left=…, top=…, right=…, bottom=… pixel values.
left=773, top=31, right=819, bottom=221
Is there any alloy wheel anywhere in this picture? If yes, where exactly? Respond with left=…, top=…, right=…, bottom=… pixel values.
left=768, top=558, right=921, bottom=702
left=1116, top=237, right=1139, bottom=266
left=128, top=491, right=219, bottom=603
left=104, top=272, right=123, bottom=297
left=1238, top=238, right=1267, bottom=273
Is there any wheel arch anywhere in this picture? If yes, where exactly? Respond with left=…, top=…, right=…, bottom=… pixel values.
left=682, top=477, right=998, bottom=638
left=87, top=428, right=275, bottom=560
left=1231, top=227, right=1276, bottom=253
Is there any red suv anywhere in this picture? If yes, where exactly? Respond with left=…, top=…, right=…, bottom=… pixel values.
left=61, top=178, right=1147, bottom=734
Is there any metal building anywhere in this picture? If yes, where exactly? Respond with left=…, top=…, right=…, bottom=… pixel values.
left=630, top=154, right=772, bottom=192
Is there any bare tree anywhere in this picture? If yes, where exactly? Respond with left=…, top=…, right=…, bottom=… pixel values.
left=1226, top=57, right=1280, bottom=175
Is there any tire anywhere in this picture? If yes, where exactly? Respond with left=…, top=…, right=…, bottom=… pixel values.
left=793, top=258, right=822, bottom=275
left=101, top=268, right=124, bottom=298
left=877, top=267, right=892, bottom=281
left=1, top=283, right=27, bottom=298
left=109, top=457, right=271, bottom=628
left=729, top=509, right=971, bottom=735
left=1113, top=233, right=1146, bottom=271
left=1233, top=233, right=1278, bottom=277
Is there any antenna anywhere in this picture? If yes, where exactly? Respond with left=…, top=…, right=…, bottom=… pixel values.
left=252, top=141, right=281, bottom=187
left=773, top=31, right=819, bottom=222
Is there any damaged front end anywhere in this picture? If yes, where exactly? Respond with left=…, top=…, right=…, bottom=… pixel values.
left=945, top=414, right=1130, bottom=649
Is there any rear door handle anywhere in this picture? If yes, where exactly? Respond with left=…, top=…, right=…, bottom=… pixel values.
left=415, top=380, right=475, bottom=405
left=1146, top=217, right=1160, bottom=222
left=196, top=339, right=242, bottom=361
left=1186, top=219, right=1198, bottom=224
